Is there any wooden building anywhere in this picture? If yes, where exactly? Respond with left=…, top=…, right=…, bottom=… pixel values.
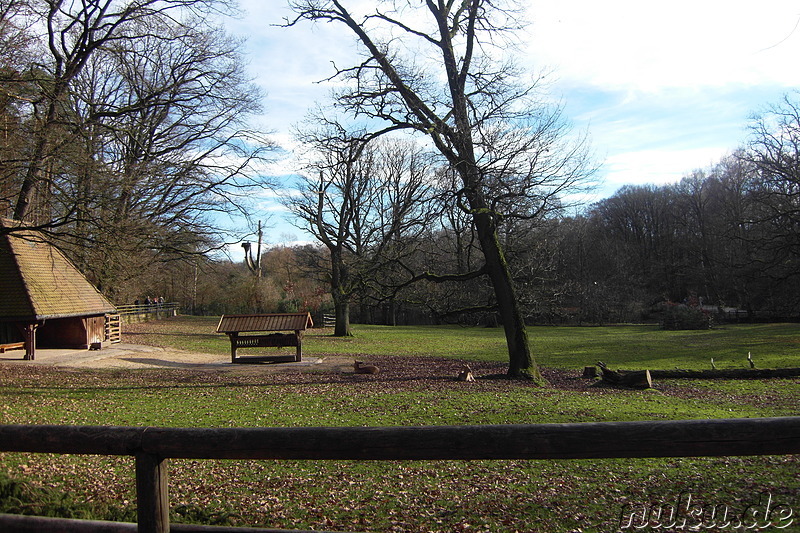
left=0, top=219, right=117, bottom=360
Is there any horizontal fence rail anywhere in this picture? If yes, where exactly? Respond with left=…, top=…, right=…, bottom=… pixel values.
left=114, top=303, right=180, bottom=327
left=0, top=514, right=339, bottom=533
left=116, top=303, right=180, bottom=314
left=1, top=418, right=800, bottom=459
left=0, top=418, right=798, bottom=533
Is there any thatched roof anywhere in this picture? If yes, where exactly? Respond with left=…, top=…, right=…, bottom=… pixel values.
left=0, top=219, right=116, bottom=321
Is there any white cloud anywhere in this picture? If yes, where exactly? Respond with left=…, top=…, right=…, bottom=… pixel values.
left=602, top=146, right=728, bottom=193
left=221, top=0, right=800, bottom=214
left=224, top=3, right=360, bottom=132
left=526, top=1, right=800, bottom=92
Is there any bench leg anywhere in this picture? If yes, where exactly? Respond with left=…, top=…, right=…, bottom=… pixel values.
left=229, top=334, right=238, bottom=363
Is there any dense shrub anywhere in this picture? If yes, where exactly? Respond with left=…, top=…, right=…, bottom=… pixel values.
left=660, top=303, right=713, bottom=330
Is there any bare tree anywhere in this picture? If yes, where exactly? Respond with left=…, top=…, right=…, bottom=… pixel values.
left=79, top=18, right=269, bottom=295
left=286, top=1, right=594, bottom=378
left=742, top=93, right=800, bottom=271
left=8, top=0, right=239, bottom=224
left=0, top=0, right=272, bottom=308
left=0, top=1, right=274, bottom=299
left=86, top=19, right=271, bottom=245
left=284, top=123, right=434, bottom=336
left=0, top=0, right=38, bottom=216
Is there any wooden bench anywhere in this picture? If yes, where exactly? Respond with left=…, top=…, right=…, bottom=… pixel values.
left=216, top=313, right=313, bottom=364
left=0, top=342, right=25, bottom=354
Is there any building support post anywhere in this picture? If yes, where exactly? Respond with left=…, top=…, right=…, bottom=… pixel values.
left=20, top=322, right=38, bottom=361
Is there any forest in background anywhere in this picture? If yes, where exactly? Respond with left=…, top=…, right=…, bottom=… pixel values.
left=158, top=142, right=800, bottom=327
left=1, top=1, right=798, bottom=328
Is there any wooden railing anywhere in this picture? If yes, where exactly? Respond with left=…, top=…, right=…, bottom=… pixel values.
left=115, top=303, right=180, bottom=324
left=105, top=314, right=122, bottom=343
left=0, top=418, right=798, bottom=533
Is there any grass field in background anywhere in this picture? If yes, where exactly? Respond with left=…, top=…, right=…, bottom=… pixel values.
left=0, top=317, right=798, bottom=532
left=126, top=316, right=800, bottom=370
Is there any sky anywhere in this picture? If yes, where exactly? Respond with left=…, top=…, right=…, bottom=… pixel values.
left=220, top=1, right=800, bottom=246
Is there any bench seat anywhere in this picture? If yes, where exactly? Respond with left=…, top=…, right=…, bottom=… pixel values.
left=0, top=342, right=25, bottom=354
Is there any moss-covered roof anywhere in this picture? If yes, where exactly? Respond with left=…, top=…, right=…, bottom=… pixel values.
left=0, top=219, right=116, bottom=321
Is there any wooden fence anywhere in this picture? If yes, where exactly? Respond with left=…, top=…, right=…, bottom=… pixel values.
left=116, top=303, right=180, bottom=324
left=0, top=418, right=798, bottom=533
left=105, top=314, right=122, bottom=344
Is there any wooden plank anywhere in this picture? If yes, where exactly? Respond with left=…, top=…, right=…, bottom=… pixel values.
left=232, top=355, right=298, bottom=364
left=135, top=452, right=170, bottom=533
left=0, top=418, right=797, bottom=460
left=0, top=514, right=137, bottom=532
left=0, top=514, right=354, bottom=533
left=234, top=334, right=299, bottom=348
left=140, top=418, right=800, bottom=460
left=0, top=342, right=25, bottom=353
left=0, top=425, right=144, bottom=455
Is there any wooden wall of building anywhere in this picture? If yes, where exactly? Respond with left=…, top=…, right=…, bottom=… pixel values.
left=37, top=315, right=106, bottom=349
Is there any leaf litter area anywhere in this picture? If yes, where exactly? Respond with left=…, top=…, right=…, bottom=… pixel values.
left=0, top=357, right=798, bottom=532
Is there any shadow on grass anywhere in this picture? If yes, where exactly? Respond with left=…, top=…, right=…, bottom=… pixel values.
left=123, top=331, right=222, bottom=340
left=119, top=357, right=228, bottom=368
left=0, top=369, right=510, bottom=393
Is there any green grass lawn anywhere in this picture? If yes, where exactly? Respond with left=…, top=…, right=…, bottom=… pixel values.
left=126, top=316, right=800, bottom=370
left=0, top=317, right=798, bottom=532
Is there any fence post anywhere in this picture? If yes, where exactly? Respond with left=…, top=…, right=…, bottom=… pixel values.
left=135, top=452, right=169, bottom=533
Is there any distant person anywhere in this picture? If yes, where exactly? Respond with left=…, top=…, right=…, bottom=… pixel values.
left=145, top=296, right=151, bottom=306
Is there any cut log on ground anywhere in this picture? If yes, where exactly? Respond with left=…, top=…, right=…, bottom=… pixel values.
left=628, top=367, right=800, bottom=380
left=595, top=361, right=652, bottom=389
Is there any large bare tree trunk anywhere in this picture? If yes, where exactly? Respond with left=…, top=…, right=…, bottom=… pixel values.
left=473, top=212, right=540, bottom=380
left=13, top=107, right=55, bottom=221
left=329, top=251, right=353, bottom=337
left=333, top=297, right=351, bottom=337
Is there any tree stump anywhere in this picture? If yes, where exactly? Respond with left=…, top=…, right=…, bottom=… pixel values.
left=457, top=365, right=475, bottom=382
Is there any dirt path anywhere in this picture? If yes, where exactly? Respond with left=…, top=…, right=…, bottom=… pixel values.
left=0, top=343, right=356, bottom=373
